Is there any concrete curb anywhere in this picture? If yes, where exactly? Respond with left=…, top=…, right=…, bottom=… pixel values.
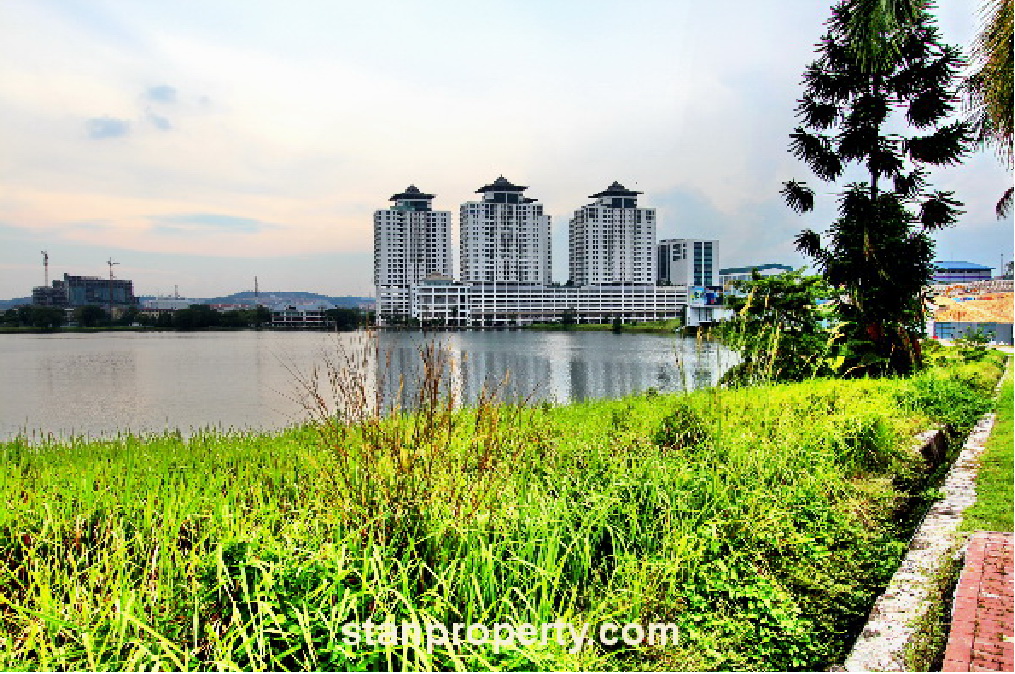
left=842, top=411, right=998, bottom=671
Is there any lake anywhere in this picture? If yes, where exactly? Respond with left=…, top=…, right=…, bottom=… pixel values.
left=0, top=330, right=733, bottom=441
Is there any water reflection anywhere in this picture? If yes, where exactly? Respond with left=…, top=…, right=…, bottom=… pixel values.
left=376, top=330, right=734, bottom=410
left=1, top=330, right=734, bottom=440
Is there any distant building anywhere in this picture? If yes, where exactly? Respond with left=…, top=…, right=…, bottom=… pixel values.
left=374, top=185, right=452, bottom=321
left=140, top=297, right=197, bottom=313
left=459, top=177, right=552, bottom=285
left=411, top=279, right=686, bottom=327
left=32, top=273, right=137, bottom=308
left=932, top=261, right=993, bottom=284
left=32, top=283, right=68, bottom=307
left=933, top=321, right=1013, bottom=345
left=271, top=304, right=330, bottom=329
left=374, top=185, right=452, bottom=287
left=657, top=239, right=718, bottom=287
left=569, top=181, right=656, bottom=286
left=718, top=263, right=794, bottom=291
left=370, top=180, right=724, bottom=327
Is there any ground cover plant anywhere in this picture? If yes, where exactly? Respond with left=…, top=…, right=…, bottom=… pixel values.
left=962, top=359, right=1014, bottom=532
left=0, top=348, right=1004, bottom=671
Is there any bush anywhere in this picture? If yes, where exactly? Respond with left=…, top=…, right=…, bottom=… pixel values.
left=653, top=401, right=710, bottom=450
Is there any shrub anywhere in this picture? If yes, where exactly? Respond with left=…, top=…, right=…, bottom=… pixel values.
left=653, top=401, right=710, bottom=450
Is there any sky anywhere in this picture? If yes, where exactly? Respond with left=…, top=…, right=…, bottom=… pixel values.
left=1, top=0, right=1012, bottom=299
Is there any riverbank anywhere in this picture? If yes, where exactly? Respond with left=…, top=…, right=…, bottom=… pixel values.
left=0, top=348, right=1005, bottom=670
left=0, top=325, right=263, bottom=334
left=525, top=318, right=682, bottom=334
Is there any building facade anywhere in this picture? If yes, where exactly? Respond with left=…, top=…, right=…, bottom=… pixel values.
left=657, top=239, right=718, bottom=287
left=932, top=261, right=994, bottom=284
left=569, top=182, right=656, bottom=285
left=32, top=273, right=138, bottom=308
left=271, top=304, right=330, bottom=329
left=374, top=185, right=452, bottom=321
left=717, top=263, right=794, bottom=291
left=411, top=279, right=686, bottom=327
left=459, top=177, right=551, bottom=285
left=371, top=180, right=724, bottom=327
left=932, top=321, right=1013, bottom=345
left=374, top=185, right=452, bottom=287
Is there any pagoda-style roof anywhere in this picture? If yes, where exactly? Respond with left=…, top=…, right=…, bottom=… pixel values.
left=475, top=176, right=527, bottom=193
left=590, top=181, right=642, bottom=199
left=389, top=184, right=435, bottom=201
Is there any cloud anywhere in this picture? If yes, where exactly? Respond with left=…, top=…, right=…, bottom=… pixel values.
left=86, top=116, right=130, bottom=139
left=146, top=109, right=172, bottom=130
left=653, top=186, right=810, bottom=270
left=150, top=213, right=279, bottom=236
left=145, top=84, right=177, bottom=103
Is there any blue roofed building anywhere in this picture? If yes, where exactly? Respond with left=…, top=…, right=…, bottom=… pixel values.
left=932, top=261, right=993, bottom=284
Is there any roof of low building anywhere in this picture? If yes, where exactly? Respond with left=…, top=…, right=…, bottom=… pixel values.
left=389, top=184, right=435, bottom=201
left=476, top=176, right=527, bottom=193
left=934, top=294, right=1014, bottom=323
left=718, top=263, right=794, bottom=275
left=933, top=261, right=993, bottom=271
left=590, top=181, right=642, bottom=198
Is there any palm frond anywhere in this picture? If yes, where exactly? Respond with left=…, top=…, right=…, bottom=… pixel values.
left=919, top=190, right=964, bottom=230
left=781, top=180, right=816, bottom=213
left=790, top=128, right=844, bottom=180
left=997, top=186, right=1014, bottom=219
left=905, top=121, right=972, bottom=165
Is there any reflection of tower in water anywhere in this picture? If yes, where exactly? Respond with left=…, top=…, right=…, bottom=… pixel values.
left=370, top=332, right=736, bottom=413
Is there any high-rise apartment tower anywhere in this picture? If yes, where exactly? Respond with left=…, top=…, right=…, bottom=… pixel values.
left=459, top=176, right=552, bottom=285
left=374, top=185, right=452, bottom=288
left=569, top=181, right=656, bottom=286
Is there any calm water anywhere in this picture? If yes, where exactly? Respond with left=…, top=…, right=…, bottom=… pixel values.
left=0, top=330, right=732, bottom=441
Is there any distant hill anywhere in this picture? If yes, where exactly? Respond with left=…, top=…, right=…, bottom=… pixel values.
left=0, top=297, right=32, bottom=310
left=5, top=292, right=374, bottom=310
left=201, top=291, right=373, bottom=307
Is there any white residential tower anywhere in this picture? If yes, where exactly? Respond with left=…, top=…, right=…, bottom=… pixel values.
left=374, top=185, right=452, bottom=319
left=569, top=181, right=656, bottom=286
left=459, top=176, right=552, bottom=285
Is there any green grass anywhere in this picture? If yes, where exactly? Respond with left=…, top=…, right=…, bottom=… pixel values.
left=962, top=357, right=1014, bottom=532
left=0, top=349, right=1004, bottom=671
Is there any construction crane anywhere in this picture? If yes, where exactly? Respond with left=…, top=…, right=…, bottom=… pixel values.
left=107, top=258, right=119, bottom=324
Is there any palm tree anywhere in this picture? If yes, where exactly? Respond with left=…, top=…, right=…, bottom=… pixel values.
left=843, top=0, right=924, bottom=71
left=783, top=0, right=971, bottom=377
left=964, top=0, right=1013, bottom=217
left=845, top=0, right=1012, bottom=216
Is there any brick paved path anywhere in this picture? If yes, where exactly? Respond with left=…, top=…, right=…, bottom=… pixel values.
left=943, top=532, right=1014, bottom=672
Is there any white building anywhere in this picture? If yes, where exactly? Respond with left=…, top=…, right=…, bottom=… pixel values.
left=658, top=239, right=718, bottom=288
left=459, top=177, right=552, bottom=285
left=569, top=182, right=656, bottom=286
left=717, top=263, right=794, bottom=291
left=271, top=304, right=330, bottom=329
left=374, top=185, right=452, bottom=321
left=411, top=279, right=686, bottom=327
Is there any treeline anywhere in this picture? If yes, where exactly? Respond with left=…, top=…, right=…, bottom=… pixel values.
left=2, top=305, right=366, bottom=330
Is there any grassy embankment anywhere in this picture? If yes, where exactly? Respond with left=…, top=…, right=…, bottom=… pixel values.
left=525, top=319, right=682, bottom=334
left=0, top=349, right=1004, bottom=671
left=962, top=360, right=1014, bottom=532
